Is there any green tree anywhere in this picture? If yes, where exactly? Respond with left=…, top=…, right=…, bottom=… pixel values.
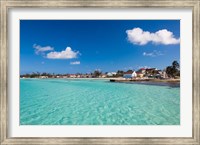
left=116, top=70, right=124, bottom=77
left=172, top=61, right=180, bottom=69
left=166, top=66, right=173, bottom=77
left=126, top=70, right=133, bottom=73
left=166, top=61, right=180, bottom=78
left=93, top=70, right=101, bottom=78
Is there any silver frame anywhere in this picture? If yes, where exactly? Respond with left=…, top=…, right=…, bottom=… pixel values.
left=0, top=0, right=199, bottom=144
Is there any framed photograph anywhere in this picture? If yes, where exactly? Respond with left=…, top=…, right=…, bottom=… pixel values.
left=0, top=0, right=199, bottom=144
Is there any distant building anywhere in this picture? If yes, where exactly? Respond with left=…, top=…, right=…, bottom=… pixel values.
left=107, top=72, right=117, bottom=77
left=86, top=74, right=92, bottom=78
left=100, top=74, right=107, bottom=78
left=146, top=68, right=156, bottom=74
left=157, top=70, right=162, bottom=75
left=136, top=68, right=146, bottom=78
left=69, top=74, right=76, bottom=78
left=162, top=71, right=168, bottom=78
left=136, top=72, right=144, bottom=78
left=123, top=70, right=137, bottom=78
left=39, top=76, right=48, bottom=79
left=139, top=68, right=146, bottom=74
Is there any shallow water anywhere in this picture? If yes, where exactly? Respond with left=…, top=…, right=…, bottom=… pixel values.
left=20, top=79, right=180, bottom=125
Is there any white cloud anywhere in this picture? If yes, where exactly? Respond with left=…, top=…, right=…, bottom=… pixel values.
left=143, top=50, right=164, bottom=57
left=126, top=27, right=180, bottom=45
left=70, top=61, right=80, bottom=65
left=46, top=47, right=80, bottom=59
left=33, top=44, right=54, bottom=54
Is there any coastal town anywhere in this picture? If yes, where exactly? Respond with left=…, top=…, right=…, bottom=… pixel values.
left=20, top=61, right=180, bottom=82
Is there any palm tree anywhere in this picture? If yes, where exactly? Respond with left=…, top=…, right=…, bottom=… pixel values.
left=93, top=70, right=102, bottom=78
left=166, top=61, right=180, bottom=78
left=172, top=61, right=180, bottom=69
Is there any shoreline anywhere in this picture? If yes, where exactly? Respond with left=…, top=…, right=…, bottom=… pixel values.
left=110, top=78, right=180, bottom=83
left=20, top=77, right=117, bottom=80
left=109, top=78, right=180, bottom=87
left=21, top=77, right=180, bottom=83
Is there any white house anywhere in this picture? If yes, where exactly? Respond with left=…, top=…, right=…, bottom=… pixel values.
left=123, top=71, right=137, bottom=78
left=39, top=76, right=48, bottom=79
left=162, top=71, right=168, bottom=79
left=69, top=74, right=76, bottom=78
left=100, top=74, right=107, bottom=78
left=107, top=72, right=117, bottom=77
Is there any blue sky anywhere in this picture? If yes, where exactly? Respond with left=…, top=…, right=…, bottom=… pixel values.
left=20, top=20, right=180, bottom=74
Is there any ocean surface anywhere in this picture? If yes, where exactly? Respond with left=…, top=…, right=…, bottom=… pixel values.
left=20, top=79, right=180, bottom=125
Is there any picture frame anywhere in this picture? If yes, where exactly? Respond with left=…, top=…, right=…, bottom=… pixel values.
left=0, top=0, right=199, bottom=144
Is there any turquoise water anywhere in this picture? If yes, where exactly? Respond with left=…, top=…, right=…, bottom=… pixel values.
left=20, top=79, right=180, bottom=125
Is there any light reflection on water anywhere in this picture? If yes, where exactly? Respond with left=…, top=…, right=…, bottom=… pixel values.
left=20, top=79, right=180, bottom=125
